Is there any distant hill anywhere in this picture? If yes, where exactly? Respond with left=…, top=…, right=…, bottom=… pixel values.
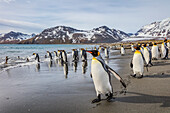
left=0, top=31, right=35, bottom=44
left=135, top=18, right=170, bottom=38
left=19, top=26, right=129, bottom=44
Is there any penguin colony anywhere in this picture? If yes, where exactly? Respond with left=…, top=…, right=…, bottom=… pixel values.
left=3, top=39, right=169, bottom=103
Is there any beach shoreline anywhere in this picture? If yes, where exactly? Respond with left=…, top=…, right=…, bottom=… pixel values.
left=0, top=48, right=170, bottom=113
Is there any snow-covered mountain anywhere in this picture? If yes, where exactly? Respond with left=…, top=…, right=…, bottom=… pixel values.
left=20, top=26, right=129, bottom=44
left=135, top=18, right=170, bottom=37
left=0, top=31, right=35, bottom=44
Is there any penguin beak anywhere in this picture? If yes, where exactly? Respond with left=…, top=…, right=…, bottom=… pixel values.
left=86, top=50, right=92, bottom=54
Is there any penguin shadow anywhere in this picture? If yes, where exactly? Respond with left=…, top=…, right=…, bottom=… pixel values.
left=63, top=63, right=68, bottom=79
left=58, top=59, right=64, bottom=66
left=144, top=73, right=170, bottom=78
left=152, top=62, right=170, bottom=67
left=72, top=61, right=78, bottom=72
left=48, top=61, right=53, bottom=68
left=36, top=63, right=40, bottom=72
left=82, top=61, right=88, bottom=74
left=117, top=91, right=170, bottom=107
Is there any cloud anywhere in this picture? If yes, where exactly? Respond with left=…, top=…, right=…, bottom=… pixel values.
left=0, top=0, right=15, bottom=3
left=0, top=19, right=46, bottom=33
left=0, top=0, right=169, bottom=34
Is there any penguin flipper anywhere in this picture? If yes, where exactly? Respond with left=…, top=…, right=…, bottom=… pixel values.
left=130, top=59, right=133, bottom=68
left=90, top=73, right=92, bottom=78
left=106, top=65, right=126, bottom=88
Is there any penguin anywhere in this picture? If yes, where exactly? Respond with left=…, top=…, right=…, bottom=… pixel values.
left=161, top=39, right=169, bottom=59
left=72, top=49, right=79, bottom=62
left=26, top=58, right=29, bottom=62
left=104, top=47, right=109, bottom=58
left=143, top=44, right=152, bottom=66
left=167, top=40, right=170, bottom=48
left=131, top=44, right=135, bottom=52
left=98, top=47, right=102, bottom=53
left=47, top=51, right=53, bottom=60
left=57, top=50, right=63, bottom=59
left=94, top=47, right=97, bottom=50
left=86, top=50, right=126, bottom=103
left=80, top=48, right=87, bottom=61
left=5, top=56, right=9, bottom=64
left=54, top=51, right=58, bottom=59
left=140, top=44, right=144, bottom=54
left=61, top=50, right=68, bottom=63
left=130, top=46, right=146, bottom=78
left=120, top=45, right=125, bottom=56
left=151, top=43, right=159, bottom=60
left=33, top=53, right=40, bottom=62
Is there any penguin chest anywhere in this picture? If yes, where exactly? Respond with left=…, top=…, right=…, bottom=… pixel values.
left=144, top=48, right=149, bottom=64
left=133, top=54, right=144, bottom=73
left=121, top=47, right=125, bottom=54
left=105, top=49, right=108, bottom=56
left=152, top=46, right=158, bottom=58
left=161, top=44, right=166, bottom=57
left=91, top=59, right=111, bottom=94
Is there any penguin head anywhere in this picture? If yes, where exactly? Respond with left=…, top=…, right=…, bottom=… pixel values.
left=135, top=46, right=140, bottom=50
left=33, top=53, right=36, bottom=56
left=86, top=50, right=100, bottom=57
left=144, top=44, right=147, bottom=47
left=164, top=39, right=167, bottom=42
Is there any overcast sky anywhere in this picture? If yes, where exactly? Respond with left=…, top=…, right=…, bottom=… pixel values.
left=0, top=0, right=169, bottom=34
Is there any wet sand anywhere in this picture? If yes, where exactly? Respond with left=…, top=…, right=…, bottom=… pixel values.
left=1, top=49, right=170, bottom=113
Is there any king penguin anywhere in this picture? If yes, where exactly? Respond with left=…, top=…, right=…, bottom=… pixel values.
left=161, top=39, right=169, bottom=59
left=120, top=45, right=125, bottom=56
left=33, top=53, right=40, bottom=62
left=54, top=51, right=58, bottom=59
left=5, top=56, right=9, bottom=64
left=104, top=47, right=109, bottom=58
left=61, top=50, right=68, bottom=63
left=72, top=49, right=79, bottom=62
left=131, top=44, right=135, bottom=52
left=47, top=51, right=53, bottom=60
left=80, top=48, right=87, bottom=61
left=87, top=50, right=126, bottom=103
left=151, top=43, right=159, bottom=60
left=130, top=46, right=146, bottom=78
left=143, top=44, right=152, bottom=66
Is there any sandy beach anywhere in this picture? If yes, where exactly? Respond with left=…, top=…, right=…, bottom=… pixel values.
left=0, top=48, right=170, bottom=113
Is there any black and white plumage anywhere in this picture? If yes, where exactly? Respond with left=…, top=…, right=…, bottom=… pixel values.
left=130, top=47, right=147, bottom=78
left=72, top=49, right=79, bottom=62
left=161, top=40, right=169, bottom=59
left=144, top=44, right=152, bottom=66
left=151, top=43, right=159, bottom=60
left=33, top=53, right=40, bottom=62
left=47, top=51, right=53, bottom=60
left=87, top=50, right=126, bottom=103
left=80, top=48, right=87, bottom=61
left=62, top=50, right=68, bottom=63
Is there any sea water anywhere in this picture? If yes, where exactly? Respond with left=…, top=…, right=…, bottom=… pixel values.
left=0, top=44, right=97, bottom=72
left=0, top=44, right=120, bottom=76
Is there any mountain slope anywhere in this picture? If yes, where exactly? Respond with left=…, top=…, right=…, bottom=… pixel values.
left=20, top=26, right=129, bottom=44
left=0, top=31, right=35, bottom=44
left=135, top=18, right=170, bottom=37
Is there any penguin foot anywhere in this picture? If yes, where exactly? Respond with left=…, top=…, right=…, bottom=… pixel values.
left=130, top=74, right=136, bottom=78
left=144, top=64, right=148, bottom=67
left=137, top=75, right=143, bottom=79
left=91, top=98, right=101, bottom=103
